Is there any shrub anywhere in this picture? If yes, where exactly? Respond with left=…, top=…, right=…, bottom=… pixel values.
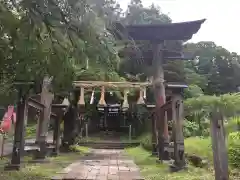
left=183, top=121, right=199, bottom=137
left=183, top=120, right=210, bottom=137
left=225, top=117, right=240, bottom=134
left=139, top=133, right=152, bottom=151
left=185, top=137, right=212, bottom=160
left=25, top=125, right=36, bottom=138
left=228, top=132, right=240, bottom=168
left=185, top=93, right=240, bottom=118
left=184, top=84, right=204, bottom=98
left=139, top=130, right=240, bottom=170
left=185, top=133, right=240, bottom=169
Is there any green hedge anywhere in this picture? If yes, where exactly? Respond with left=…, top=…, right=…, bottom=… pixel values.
left=225, top=117, right=240, bottom=134
left=138, top=133, right=152, bottom=151
left=228, top=132, right=240, bottom=168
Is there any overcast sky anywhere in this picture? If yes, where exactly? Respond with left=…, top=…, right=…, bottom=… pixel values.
left=118, top=0, right=240, bottom=54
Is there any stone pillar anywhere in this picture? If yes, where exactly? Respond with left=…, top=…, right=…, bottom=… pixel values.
left=35, top=76, right=54, bottom=159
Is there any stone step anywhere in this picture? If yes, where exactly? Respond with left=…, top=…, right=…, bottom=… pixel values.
left=78, top=142, right=140, bottom=149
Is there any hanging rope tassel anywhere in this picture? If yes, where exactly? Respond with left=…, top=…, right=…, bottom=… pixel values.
left=137, top=88, right=145, bottom=104
left=122, top=89, right=129, bottom=109
left=98, top=86, right=106, bottom=106
left=90, top=89, right=95, bottom=104
left=143, top=87, right=147, bottom=99
left=62, top=97, right=70, bottom=114
left=78, top=87, right=85, bottom=106
left=62, top=97, right=70, bottom=106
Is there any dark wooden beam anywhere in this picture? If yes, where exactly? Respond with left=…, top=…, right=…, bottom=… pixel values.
left=28, top=98, right=45, bottom=111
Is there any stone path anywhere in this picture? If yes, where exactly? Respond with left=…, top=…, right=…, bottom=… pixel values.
left=52, top=149, right=143, bottom=180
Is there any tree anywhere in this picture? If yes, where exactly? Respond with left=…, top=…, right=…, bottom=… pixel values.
left=0, top=0, right=124, bottom=106
left=184, top=41, right=240, bottom=95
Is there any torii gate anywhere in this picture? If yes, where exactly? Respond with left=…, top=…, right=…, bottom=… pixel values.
left=111, top=19, right=206, bottom=171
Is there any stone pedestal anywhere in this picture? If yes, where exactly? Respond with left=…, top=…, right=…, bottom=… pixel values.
left=33, top=137, right=48, bottom=159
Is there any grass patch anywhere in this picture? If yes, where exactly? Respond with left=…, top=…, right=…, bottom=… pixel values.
left=126, top=146, right=215, bottom=180
left=119, top=134, right=139, bottom=143
left=69, top=145, right=91, bottom=153
left=0, top=146, right=90, bottom=180
left=1, top=124, right=37, bottom=144
left=25, top=124, right=37, bottom=139
left=185, top=137, right=212, bottom=160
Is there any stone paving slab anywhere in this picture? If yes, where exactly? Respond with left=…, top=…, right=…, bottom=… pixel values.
left=52, top=149, right=143, bottom=180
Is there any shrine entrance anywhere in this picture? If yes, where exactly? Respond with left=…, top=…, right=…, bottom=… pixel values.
left=98, top=104, right=121, bottom=131
left=73, top=81, right=149, bottom=134
left=96, top=90, right=121, bottom=132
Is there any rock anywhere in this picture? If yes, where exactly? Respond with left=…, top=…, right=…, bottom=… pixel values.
left=186, top=153, right=208, bottom=168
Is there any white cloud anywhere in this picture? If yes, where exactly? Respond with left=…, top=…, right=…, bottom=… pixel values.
left=118, top=0, right=240, bottom=53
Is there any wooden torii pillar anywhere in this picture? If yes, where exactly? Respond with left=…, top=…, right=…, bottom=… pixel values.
left=5, top=81, right=34, bottom=171
left=169, top=85, right=187, bottom=171
left=51, top=103, right=68, bottom=156
left=152, top=42, right=167, bottom=160
left=77, top=87, right=85, bottom=133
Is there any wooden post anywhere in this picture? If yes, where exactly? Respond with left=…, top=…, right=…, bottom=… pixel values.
left=210, top=110, right=229, bottom=180
left=104, top=107, right=108, bottom=130
left=129, top=124, right=132, bottom=142
left=52, top=113, right=60, bottom=156
left=152, top=42, right=168, bottom=160
left=163, top=110, right=169, bottom=160
left=122, top=89, right=129, bottom=110
left=1, top=133, right=6, bottom=159
left=151, top=113, right=157, bottom=155
left=21, top=103, right=28, bottom=156
left=62, top=105, right=75, bottom=151
left=78, top=87, right=85, bottom=106
left=137, top=88, right=145, bottom=104
left=5, top=86, right=28, bottom=170
left=98, top=86, right=106, bottom=106
left=85, top=123, right=88, bottom=139
left=170, top=94, right=186, bottom=172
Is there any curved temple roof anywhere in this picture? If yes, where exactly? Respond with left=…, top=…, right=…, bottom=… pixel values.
left=113, top=19, right=206, bottom=41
